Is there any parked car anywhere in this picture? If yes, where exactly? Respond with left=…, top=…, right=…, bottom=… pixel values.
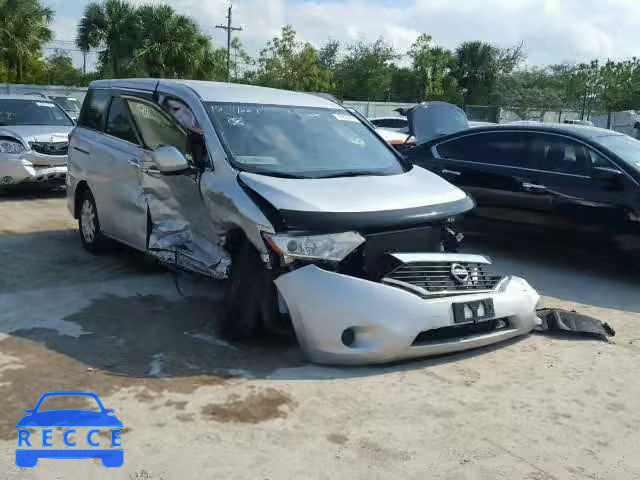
left=563, top=119, right=594, bottom=127
left=368, top=116, right=409, bottom=132
left=345, top=108, right=414, bottom=150
left=49, top=95, right=82, bottom=121
left=469, top=121, right=496, bottom=128
left=404, top=122, right=640, bottom=254
left=0, top=94, right=73, bottom=186
left=67, top=79, right=539, bottom=365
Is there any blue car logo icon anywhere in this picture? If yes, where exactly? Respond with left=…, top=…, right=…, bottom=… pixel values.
left=16, top=391, right=123, bottom=468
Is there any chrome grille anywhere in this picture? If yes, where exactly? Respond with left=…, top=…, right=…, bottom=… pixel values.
left=30, top=142, right=68, bottom=156
left=384, top=261, right=502, bottom=295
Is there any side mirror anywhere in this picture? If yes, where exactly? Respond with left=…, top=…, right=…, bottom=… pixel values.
left=152, top=145, right=190, bottom=174
left=592, top=167, right=624, bottom=188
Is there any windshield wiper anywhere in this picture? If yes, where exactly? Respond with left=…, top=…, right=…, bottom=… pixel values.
left=314, top=171, right=387, bottom=179
left=248, top=171, right=309, bottom=179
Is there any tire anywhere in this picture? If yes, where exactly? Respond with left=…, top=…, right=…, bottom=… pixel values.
left=78, top=188, right=105, bottom=254
left=222, top=242, right=280, bottom=340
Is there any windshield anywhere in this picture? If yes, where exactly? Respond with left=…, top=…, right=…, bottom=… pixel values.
left=207, top=103, right=406, bottom=178
left=598, top=135, right=640, bottom=171
left=0, top=99, right=73, bottom=126
left=51, top=96, right=81, bottom=112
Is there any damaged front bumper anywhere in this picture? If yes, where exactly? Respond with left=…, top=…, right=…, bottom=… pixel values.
left=275, top=255, right=540, bottom=365
left=0, top=154, right=67, bottom=185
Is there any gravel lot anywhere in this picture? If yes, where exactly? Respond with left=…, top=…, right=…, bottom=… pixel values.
left=1, top=188, right=639, bottom=480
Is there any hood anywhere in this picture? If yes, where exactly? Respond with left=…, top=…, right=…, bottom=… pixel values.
left=0, top=125, right=73, bottom=145
left=239, top=166, right=467, bottom=214
left=407, top=101, right=469, bottom=144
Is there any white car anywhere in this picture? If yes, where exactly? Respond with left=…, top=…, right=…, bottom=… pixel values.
left=369, top=116, right=409, bottom=132
left=0, top=94, right=73, bottom=186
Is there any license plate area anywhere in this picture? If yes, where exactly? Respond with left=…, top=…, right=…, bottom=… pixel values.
left=452, top=299, right=495, bottom=324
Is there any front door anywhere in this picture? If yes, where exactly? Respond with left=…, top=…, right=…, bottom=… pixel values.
left=432, top=131, right=550, bottom=224
left=125, top=95, right=227, bottom=278
left=531, top=132, right=636, bottom=234
left=93, top=95, right=147, bottom=249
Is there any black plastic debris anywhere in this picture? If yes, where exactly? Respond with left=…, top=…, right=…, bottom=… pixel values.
left=534, top=308, right=616, bottom=341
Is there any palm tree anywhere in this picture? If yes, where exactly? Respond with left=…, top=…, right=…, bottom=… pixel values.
left=0, top=0, right=54, bottom=82
left=136, top=4, right=213, bottom=78
left=76, top=0, right=139, bottom=77
left=450, top=41, right=498, bottom=105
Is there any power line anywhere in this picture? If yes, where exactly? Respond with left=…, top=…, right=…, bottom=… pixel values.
left=215, top=3, right=242, bottom=82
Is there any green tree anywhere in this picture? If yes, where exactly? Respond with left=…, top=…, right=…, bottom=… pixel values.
left=44, top=51, right=83, bottom=85
left=335, top=38, right=397, bottom=101
left=408, top=34, right=454, bottom=100
left=389, top=66, right=419, bottom=102
left=317, top=39, right=340, bottom=70
left=230, top=37, right=253, bottom=81
left=76, top=0, right=139, bottom=77
left=0, top=0, right=54, bottom=82
left=495, top=67, right=565, bottom=119
left=254, top=25, right=333, bottom=91
left=450, top=41, right=524, bottom=105
left=135, top=4, right=215, bottom=79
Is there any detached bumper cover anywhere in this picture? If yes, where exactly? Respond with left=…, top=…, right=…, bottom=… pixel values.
left=275, top=264, right=540, bottom=365
left=1, top=154, right=67, bottom=185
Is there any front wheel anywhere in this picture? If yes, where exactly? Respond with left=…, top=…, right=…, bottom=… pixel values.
left=222, top=242, right=286, bottom=340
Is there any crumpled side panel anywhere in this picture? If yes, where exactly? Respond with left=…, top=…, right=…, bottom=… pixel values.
left=142, top=167, right=230, bottom=279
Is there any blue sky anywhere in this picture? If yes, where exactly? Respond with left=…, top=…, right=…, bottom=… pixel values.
left=42, top=0, right=640, bottom=70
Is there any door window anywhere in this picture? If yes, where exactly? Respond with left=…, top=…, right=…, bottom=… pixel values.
left=77, top=89, right=111, bottom=131
left=126, top=100, right=188, bottom=155
left=436, top=132, right=531, bottom=167
left=105, top=97, right=139, bottom=145
left=529, top=134, right=590, bottom=175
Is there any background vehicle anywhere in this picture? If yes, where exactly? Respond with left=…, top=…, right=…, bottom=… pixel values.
left=49, top=96, right=82, bottom=121
left=0, top=94, right=73, bottom=186
left=346, top=108, right=414, bottom=150
left=404, top=123, right=640, bottom=255
left=368, top=116, right=409, bottom=132
left=67, top=79, right=539, bottom=365
left=563, top=119, right=594, bottom=126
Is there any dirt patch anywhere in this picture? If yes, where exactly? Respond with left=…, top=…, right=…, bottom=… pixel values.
left=98, top=427, right=132, bottom=440
left=201, top=388, right=297, bottom=424
left=165, top=400, right=188, bottom=410
left=176, top=413, right=194, bottom=422
left=0, top=335, right=225, bottom=441
left=327, top=433, right=349, bottom=445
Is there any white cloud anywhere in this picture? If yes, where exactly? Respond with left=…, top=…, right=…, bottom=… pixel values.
left=49, top=0, right=640, bottom=69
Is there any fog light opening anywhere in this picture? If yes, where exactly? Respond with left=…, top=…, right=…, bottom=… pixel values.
left=1, top=176, right=13, bottom=185
left=341, top=328, right=356, bottom=347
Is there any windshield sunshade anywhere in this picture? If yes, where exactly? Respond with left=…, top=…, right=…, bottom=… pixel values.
left=207, top=103, right=406, bottom=178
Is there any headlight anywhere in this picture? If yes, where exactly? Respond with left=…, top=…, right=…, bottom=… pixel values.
left=0, top=139, right=25, bottom=154
left=263, top=231, right=365, bottom=262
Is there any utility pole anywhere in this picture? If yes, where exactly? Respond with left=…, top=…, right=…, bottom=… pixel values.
left=215, top=3, right=242, bottom=83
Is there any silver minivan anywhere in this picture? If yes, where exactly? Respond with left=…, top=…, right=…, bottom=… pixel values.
left=67, top=79, right=540, bottom=365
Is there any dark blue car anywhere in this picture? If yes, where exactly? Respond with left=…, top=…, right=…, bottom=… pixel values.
left=16, top=391, right=123, bottom=468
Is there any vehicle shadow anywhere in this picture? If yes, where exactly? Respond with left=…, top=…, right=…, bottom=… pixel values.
left=0, top=184, right=66, bottom=200
left=0, top=220, right=630, bottom=406
left=462, top=222, right=640, bottom=313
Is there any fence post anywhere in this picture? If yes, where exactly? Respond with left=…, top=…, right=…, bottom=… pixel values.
left=558, top=110, right=562, bottom=123
left=607, top=110, right=612, bottom=129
